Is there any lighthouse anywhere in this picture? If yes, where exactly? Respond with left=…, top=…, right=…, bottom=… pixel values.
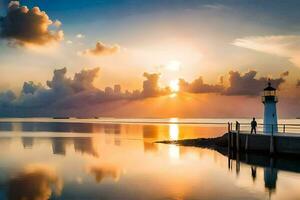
left=262, top=80, right=278, bottom=134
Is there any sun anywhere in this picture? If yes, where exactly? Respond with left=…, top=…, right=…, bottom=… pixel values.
left=166, top=60, right=181, bottom=71
left=169, top=79, right=180, bottom=93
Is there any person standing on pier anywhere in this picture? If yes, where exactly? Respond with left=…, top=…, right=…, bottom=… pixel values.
left=251, top=118, right=257, bottom=134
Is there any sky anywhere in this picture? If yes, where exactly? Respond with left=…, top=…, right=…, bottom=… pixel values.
left=0, top=0, right=300, bottom=118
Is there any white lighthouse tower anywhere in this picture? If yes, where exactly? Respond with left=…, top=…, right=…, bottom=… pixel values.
left=262, top=80, right=278, bottom=134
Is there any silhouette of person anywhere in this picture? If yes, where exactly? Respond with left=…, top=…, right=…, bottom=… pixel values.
left=251, top=118, right=257, bottom=134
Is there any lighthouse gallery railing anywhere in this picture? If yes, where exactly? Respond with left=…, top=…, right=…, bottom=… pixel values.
left=228, top=122, right=300, bottom=134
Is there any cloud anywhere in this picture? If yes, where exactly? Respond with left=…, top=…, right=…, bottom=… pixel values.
left=76, top=33, right=85, bottom=39
left=0, top=67, right=291, bottom=117
left=223, top=70, right=288, bottom=96
left=7, top=164, right=63, bottom=200
left=0, top=67, right=143, bottom=116
left=179, top=76, right=224, bottom=93
left=142, top=72, right=170, bottom=97
left=80, top=41, right=120, bottom=56
left=203, top=4, right=230, bottom=11
left=178, top=70, right=288, bottom=96
left=22, top=81, right=43, bottom=95
left=0, top=1, right=64, bottom=46
left=0, top=90, right=16, bottom=106
left=53, top=20, right=62, bottom=28
left=44, top=67, right=100, bottom=94
left=233, top=35, right=300, bottom=67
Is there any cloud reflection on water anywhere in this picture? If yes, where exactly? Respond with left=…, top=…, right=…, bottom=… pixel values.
left=6, top=164, right=63, bottom=200
left=87, top=164, right=121, bottom=183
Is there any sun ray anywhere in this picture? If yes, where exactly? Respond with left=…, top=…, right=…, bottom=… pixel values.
left=169, top=79, right=180, bottom=93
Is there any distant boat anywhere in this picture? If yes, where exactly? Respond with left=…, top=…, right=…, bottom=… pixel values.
left=53, top=117, right=70, bottom=119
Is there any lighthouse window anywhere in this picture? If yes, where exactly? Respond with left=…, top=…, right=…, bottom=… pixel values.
left=264, top=90, right=276, bottom=96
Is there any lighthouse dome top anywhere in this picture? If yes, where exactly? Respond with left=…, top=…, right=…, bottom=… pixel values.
left=262, top=80, right=278, bottom=103
left=264, top=81, right=276, bottom=91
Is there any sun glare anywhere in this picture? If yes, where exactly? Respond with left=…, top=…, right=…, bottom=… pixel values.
left=169, top=79, right=180, bottom=93
left=168, top=118, right=180, bottom=160
left=166, top=60, right=181, bottom=71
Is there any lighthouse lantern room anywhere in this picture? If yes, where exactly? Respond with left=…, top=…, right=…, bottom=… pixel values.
left=262, top=80, right=278, bottom=134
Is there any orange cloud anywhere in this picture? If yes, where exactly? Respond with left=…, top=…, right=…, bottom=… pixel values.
left=80, top=41, right=120, bottom=56
left=0, top=1, right=64, bottom=46
left=142, top=72, right=171, bottom=97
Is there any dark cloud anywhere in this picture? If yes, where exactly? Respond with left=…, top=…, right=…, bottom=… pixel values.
left=0, top=67, right=291, bottom=117
left=0, top=67, right=143, bottom=116
left=0, top=90, right=16, bottom=106
left=22, top=81, right=43, bottom=95
left=142, top=72, right=170, bottom=97
left=80, top=41, right=120, bottom=56
left=178, top=70, right=288, bottom=96
left=72, top=68, right=100, bottom=92
left=223, top=70, right=288, bottom=96
left=179, top=76, right=224, bottom=93
left=0, top=1, right=63, bottom=46
left=18, top=67, right=111, bottom=108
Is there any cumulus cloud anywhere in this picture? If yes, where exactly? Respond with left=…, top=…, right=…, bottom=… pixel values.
left=45, top=67, right=100, bottom=94
left=0, top=90, right=16, bottom=106
left=142, top=72, right=170, bottom=97
left=0, top=68, right=173, bottom=116
left=0, top=1, right=64, bottom=46
left=233, top=35, right=300, bottom=67
left=0, top=67, right=143, bottom=116
left=223, top=70, right=288, bottom=96
left=0, top=66, right=291, bottom=117
left=80, top=41, right=120, bottom=56
left=22, top=81, right=43, bottom=95
left=178, top=70, right=288, bottom=96
left=179, top=76, right=224, bottom=93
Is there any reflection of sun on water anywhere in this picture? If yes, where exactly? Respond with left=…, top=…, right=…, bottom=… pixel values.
left=169, top=144, right=180, bottom=160
left=169, top=118, right=179, bottom=140
left=169, top=118, right=180, bottom=160
left=169, top=124, right=179, bottom=140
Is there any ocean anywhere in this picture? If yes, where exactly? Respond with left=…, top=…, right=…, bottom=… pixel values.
left=0, top=118, right=300, bottom=200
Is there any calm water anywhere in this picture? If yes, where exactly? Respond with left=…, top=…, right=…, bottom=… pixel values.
left=0, top=118, right=300, bottom=200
